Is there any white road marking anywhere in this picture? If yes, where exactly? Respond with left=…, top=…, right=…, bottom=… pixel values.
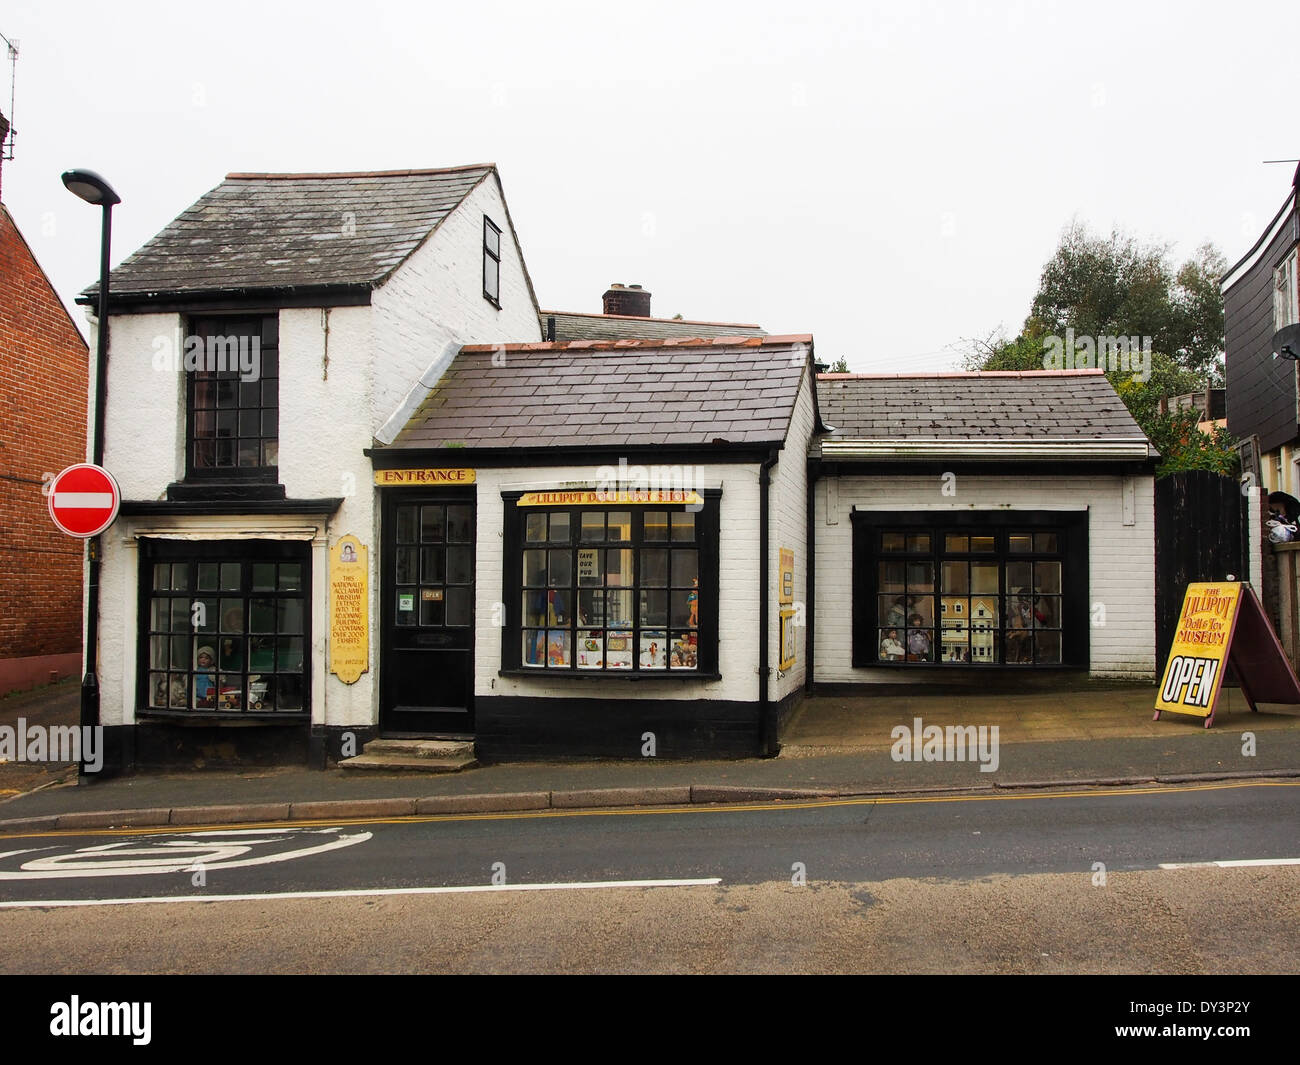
left=0, top=830, right=371, bottom=880
left=51, top=492, right=114, bottom=508
left=0, top=877, right=724, bottom=909
left=1160, top=857, right=1300, bottom=869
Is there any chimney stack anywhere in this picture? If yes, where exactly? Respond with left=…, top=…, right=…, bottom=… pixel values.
left=602, top=283, right=652, bottom=318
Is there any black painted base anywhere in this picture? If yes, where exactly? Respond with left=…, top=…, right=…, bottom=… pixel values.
left=475, top=691, right=804, bottom=761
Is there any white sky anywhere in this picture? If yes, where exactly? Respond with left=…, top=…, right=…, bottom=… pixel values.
left=2, top=0, right=1298, bottom=371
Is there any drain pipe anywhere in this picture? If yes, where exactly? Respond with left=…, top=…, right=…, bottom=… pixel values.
left=759, top=448, right=779, bottom=755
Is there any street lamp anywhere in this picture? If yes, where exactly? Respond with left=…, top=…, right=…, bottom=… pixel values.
left=61, top=167, right=119, bottom=779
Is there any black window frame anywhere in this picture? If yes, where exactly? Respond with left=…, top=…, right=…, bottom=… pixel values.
left=482, top=215, right=502, bottom=309
left=184, top=313, right=280, bottom=483
left=137, top=539, right=311, bottom=718
left=499, top=489, right=721, bottom=678
left=851, top=510, right=1089, bottom=669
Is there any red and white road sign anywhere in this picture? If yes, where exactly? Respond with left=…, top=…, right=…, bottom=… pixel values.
left=48, top=463, right=121, bottom=538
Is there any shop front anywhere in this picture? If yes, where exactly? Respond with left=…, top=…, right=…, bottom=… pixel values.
left=367, top=334, right=823, bottom=759
left=809, top=370, right=1160, bottom=686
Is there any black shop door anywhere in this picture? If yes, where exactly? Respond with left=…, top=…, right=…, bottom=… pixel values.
left=380, top=493, right=475, bottom=735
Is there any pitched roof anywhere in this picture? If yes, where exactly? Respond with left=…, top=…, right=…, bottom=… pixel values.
left=82, top=165, right=497, bottom=302
left=382, top=335, right=813, bottom=450
left=541, top=310, right=766, bottom=342
left=812, top=370, right=1154, bottom=459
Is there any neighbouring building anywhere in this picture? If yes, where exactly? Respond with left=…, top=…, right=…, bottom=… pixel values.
left=0, top=108, right=90, bottom=694
left=542, top=283, right=766, bottom=343
left=1223, top=162, right=1300, bottom=496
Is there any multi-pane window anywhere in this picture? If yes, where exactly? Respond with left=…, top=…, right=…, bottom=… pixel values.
left=483, top=216, right=502, bottom=307
left=187, top=315, right=279, bottom=477
left=142, top=544, right=308, bottom=712
left=518, top=509, right=701, bottom=672
left=1275, top=248, right=1299, bottom=331
left=868, top=525, right=1070, bottom=667
left=393, top=502, right=474, bottom=627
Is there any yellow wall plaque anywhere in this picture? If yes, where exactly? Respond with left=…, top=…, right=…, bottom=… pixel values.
left=374, top=468, right=476, bottom=486
left=329, top=535, right=369, bottom=684
left=779, top=608, right=797, bottom=671
left=778, top=547, right=795, bottom=605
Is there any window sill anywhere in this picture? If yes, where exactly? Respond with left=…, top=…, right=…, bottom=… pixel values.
left=498, top=668, right=721, bottom=682
left=137, top=709, right=309, bottom=724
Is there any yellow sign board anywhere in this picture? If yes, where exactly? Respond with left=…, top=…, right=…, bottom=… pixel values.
left=1154, top=582, right=1241, bottom=719
left=779, top=547, right=794, bottom=605
left=374, top=468, right=476, bottom=487
left=517, top=489, right=703, bottom=506
left=329, top=535, right=369, bottom=685
left=779, top=608, right=797, bottom=671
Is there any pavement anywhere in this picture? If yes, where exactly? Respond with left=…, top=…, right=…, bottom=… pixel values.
left=2, top=675, right=1299, bottom=835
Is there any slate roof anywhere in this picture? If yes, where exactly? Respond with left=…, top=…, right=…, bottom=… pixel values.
left=541, top=310, right=766, bottom=342
left=812, top=370, right=1151, bottom=456
left=384, top=335, right=813, bottom=450
left=82, top=165, right=497, bottom=302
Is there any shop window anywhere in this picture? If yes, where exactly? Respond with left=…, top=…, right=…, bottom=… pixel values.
left=503, top=497, right=717, bottom=675
left=186, top=315, right=279, bottom=480
left=483, top=215, right=502, bottom=307
left=856, top=513, right=1086, bottom=669
left=139, top=541, right=309, bottom=713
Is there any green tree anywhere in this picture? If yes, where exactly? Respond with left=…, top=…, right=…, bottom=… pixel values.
left=828, top=356, right=849, bottom=373
left=961, top=220, right=1235, bottom=477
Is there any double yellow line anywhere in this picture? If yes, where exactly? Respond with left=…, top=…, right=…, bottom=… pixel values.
left=3, top=778, right=1297, bottom=840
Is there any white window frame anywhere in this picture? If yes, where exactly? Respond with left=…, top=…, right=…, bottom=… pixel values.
left=1275, top=247, right=1299, bottom=331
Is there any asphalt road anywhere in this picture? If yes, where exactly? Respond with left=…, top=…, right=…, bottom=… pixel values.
left=2, top=781, right=1299, bottom=975
left=1, top=779, right=1297, bottom=904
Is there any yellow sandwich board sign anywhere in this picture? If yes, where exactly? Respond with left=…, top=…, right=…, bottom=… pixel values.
left=1155, top=581, right=1300, bottom=727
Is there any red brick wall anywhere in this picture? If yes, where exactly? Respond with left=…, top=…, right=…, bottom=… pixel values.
left=0, top=205, right=89, bottom=659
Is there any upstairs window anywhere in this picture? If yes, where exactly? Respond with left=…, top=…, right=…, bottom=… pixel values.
left=1275, top=247, right=1299, bottom=331
left=186, top=315, right=279, bottom=480
left=483, top=216, right=502, bottom=308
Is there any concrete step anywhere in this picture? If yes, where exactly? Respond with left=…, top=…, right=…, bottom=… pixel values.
left=362, top=739, right=475, bottom=760
left=338, top=752, right=477, bottom=773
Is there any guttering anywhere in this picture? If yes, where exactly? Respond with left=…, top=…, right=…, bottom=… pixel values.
left=1221, top=190, right=1298, bottom=294
left=817, top=439, right=1154, bottom=461
left=759, top=448, right=779, bottom=756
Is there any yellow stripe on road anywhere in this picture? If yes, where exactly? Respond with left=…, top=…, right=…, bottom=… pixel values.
left=2, top=778, right=1298, bottom=840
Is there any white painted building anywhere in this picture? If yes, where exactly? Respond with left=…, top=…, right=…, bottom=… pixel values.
left=810, top=371, right=1159, bottom=686
left=76, top=166, right=1158, bottom=772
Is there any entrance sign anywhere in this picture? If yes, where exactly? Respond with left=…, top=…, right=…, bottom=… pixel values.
left=48, top=463, right=121, bottom=538
left=517, top=489, right=703, bottom=507
left=1154, top=581, right=1300, bottom=727
left=374, top=468, right=476, bottom=487
left=329, top=535, right=369, bottom=684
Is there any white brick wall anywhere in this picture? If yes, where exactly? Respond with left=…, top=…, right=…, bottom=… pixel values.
left=94, top=171, right=543, bottom=731
left=473, top=463, right=763, bottom=703
left=370, top=173, right=541, bottom=428
left=813, top=472, right=1157, bottom=683
left=771, top=366, right=815, bottom=700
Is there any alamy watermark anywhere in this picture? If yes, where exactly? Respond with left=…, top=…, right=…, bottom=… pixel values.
left=890, top=716, right=1000, bottom=773
left=1043, top=327, right=1151, bottom=383
left=0, top=719, right=103, bottom=772
left=151, top=334, right=261, bottom=382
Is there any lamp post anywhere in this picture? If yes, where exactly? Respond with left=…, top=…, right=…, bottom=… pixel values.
left=61, top=168, right=119, bottom=779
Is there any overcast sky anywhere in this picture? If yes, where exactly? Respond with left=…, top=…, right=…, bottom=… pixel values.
left=3, top=0, right=1298, bottom=371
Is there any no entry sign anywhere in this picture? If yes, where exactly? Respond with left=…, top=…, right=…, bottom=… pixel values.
left=48, top=463, right=121, bottom=538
